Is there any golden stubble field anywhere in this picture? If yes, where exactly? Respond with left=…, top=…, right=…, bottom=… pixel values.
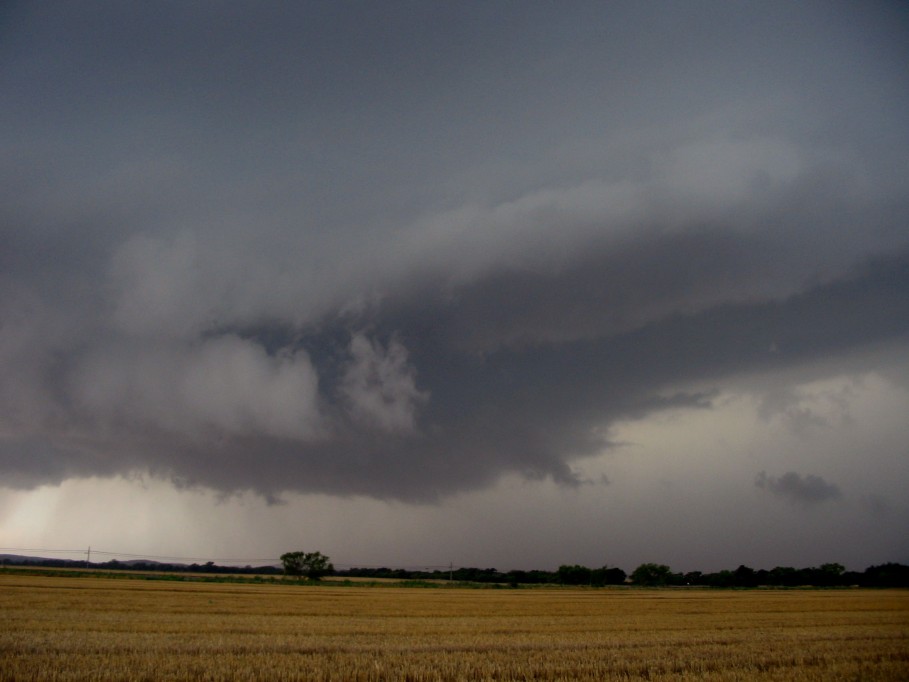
left=0, top=573, right=907, bottom=681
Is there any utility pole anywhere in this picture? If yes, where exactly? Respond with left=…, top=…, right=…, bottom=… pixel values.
left=86, top=546, right=91, bottom=565
left=449, top=562, right=453, bottom=582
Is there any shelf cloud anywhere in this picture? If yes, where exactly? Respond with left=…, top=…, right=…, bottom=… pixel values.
left=1, top=1, right=907, bottom=569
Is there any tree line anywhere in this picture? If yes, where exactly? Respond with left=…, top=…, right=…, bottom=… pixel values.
left=624, top=561, right=909, bottom=588
left=337, top=561, right=909, bottom=588
left=4, top=553, right=908, bottom=587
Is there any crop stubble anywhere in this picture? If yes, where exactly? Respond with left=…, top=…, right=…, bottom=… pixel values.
left=1, top=574, right=907, bottom=681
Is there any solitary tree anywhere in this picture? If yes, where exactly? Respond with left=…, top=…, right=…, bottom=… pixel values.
left=280, top=551, right=334, bottom=581
left=630, top=563, right=673, bottom=586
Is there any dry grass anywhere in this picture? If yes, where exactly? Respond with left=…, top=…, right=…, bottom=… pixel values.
left=1, top=573, right=907, bottom=681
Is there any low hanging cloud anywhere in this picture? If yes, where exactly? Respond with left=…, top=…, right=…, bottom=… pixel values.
left=1, top=1, right=907, bottom=503
left=1, top=251, right=904, bottom=501
left=755, top=471, right=843, bottom=506
left=339, top=334, right=428, bottom=434
left=66, top=335, right=324, bottom=442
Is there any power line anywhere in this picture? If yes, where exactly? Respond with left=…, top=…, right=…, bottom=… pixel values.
left=0, top=547, right=460, bottom=570
left=0, top=547, right=87, bottom=555
left=0, top=547, right=463, bottom=574
left=0, top=547, right=280, bottom=565
left=0, top=547, right=468, bottom=572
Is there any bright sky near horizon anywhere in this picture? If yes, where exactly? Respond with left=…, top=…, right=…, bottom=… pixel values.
left=1, top=1, right=908, bottom=573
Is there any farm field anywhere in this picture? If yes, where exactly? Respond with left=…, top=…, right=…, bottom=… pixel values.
left=1, top=573, right=907, bottom=681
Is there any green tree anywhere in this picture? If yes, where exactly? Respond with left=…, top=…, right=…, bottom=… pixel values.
left=733, top=564, right=757, bottom=587
left=630, top=563, right=672, bottom=586
left=590, top=566, right=627, bottom=586
left=820, top=562, right=845, bottom=577
left=557, top=564, right=593, bottom=585
left=280, top=551, right=334, bottom=581
left=602, top=566, right=627, bottom=585
left=814, top=562, right=845, bottom=586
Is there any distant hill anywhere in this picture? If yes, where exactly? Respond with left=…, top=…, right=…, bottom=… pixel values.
left=0, top=553, right=282, bottom=576
left=1, top=553, right=74, bottom=565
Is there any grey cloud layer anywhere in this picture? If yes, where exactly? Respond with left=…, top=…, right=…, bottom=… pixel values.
left=755, top=471, right=843, bottom=506
left=1, top=2, right=907, bottom=500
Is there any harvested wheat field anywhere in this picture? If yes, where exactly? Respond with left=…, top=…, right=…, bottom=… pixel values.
left=1, top=573, right=907, bottom=681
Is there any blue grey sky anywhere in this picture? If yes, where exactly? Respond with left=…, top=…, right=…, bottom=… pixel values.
left=1, top=1, right=907, bottom=572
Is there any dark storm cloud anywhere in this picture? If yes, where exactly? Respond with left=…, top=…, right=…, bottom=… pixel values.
left=755, top=471, right=843, bottom=506
left=4, top=252, right=905, bottom=501
left=1, top=1, right=908, bottom=500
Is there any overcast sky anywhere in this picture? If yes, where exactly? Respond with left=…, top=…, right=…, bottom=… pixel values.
left=2, top=1, right=908, bottom=573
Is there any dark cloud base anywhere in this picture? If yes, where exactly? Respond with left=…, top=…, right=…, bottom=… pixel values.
left=1, top=1, right=908, bottom=508
left=4, top=252, right=906, bottom=502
